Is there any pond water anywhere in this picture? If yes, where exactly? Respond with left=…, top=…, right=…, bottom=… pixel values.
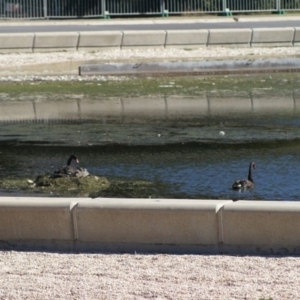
left=1, top=104, right=300, bottom=201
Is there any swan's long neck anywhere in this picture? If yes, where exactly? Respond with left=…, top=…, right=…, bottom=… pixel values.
left=67, top=157, right=73, bottom=166
left=248, top=163, right=253, bottom=182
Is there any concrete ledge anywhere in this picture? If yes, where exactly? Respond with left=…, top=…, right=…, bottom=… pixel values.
left=78, top=31, right=122, bottom=51
left=79, top=58, right=300, bottom=76
left=251, top=27, right=294, bottom=47
left=76, top=199, right=230, bottom=253
left=222, top=201, right=300, bottom=255
left=293, top=27, right=300, bottom=46
left=33, top=32, right=79, bottom=52
left=0, top=33, right=34, bottom=53
left=165, top=30, right=208, bottom=48
left=208, top=29, right=251, bottom=47
left=122, top=30, right=166, bottom=48
left=0, top=197, right=300, bottom=254
left=1, top=27, right=300, bottom=54
left=0, top=197, right=75, bottom=251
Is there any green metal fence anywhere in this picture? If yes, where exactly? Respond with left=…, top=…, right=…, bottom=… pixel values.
left=0, top=0, right=298, bottom=19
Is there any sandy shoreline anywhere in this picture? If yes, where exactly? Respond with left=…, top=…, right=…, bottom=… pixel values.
left=0, top=251, right=299, bottom=299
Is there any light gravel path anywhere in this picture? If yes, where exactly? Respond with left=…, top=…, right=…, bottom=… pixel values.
left=0, top=46, right=299, bottom=67
left=0, top=46, right=300, bottom=81
left=0, top=251, right=299, bottom=299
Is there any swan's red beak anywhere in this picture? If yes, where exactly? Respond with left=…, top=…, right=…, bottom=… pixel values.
left=253, top=163, right=256, bottom=169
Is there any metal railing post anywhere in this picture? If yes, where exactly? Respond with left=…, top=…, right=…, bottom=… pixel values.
left=220, top=0, right=231, bottom=16
left=275, top=0, right=285, bottom=14
left=43, top=0, right=48, bottom=19
left=158, top=0, right=168, bottom=17
left=222, top=0, right=227, bottom=12
left=102, top=0, right=106, bottom=17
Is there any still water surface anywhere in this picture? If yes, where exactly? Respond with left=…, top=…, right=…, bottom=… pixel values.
left=1, top=108, right=300, bottom=201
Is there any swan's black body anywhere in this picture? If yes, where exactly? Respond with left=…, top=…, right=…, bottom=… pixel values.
left=232, top=162, right=256, bottom=190
left=52, top=155, right=89, bottom=178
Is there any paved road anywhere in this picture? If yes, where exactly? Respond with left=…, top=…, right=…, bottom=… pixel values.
left=0, top=19, right=300, bottom=33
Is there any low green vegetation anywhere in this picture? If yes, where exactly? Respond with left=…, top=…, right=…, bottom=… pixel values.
left=0, top=73, right=299, bottom=99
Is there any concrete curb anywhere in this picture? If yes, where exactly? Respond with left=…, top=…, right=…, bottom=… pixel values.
left=1, top=197, right=300, bottom=255
left=0, top=27, right=300, bottom=54
left=79, top=57, right=300, bottom=76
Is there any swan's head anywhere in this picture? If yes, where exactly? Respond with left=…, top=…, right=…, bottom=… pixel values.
left=70, top=154, right=79, bottom=163
left=251, top=162, right=256, bottom=169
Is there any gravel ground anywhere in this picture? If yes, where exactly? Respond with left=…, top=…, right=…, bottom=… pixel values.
left=0, top=47, right=299, bottom=67
left=2, top=46, right=300, bottom=299
left=0, top=251, right=299, bottom=300
left=0, top=46, right=300, bottom=81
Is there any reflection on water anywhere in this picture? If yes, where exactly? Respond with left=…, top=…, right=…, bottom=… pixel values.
left=1, top=110, right=300, bottom=146
left=1, top=106, right=300, bottom=201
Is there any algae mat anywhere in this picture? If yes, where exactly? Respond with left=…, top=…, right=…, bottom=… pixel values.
left=0, top=73, right=299, bottom=99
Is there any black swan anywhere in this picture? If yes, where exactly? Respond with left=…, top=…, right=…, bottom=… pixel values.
left=232, top=161, right=256, bottom=190
left=51, top=154, right=89, bottom=178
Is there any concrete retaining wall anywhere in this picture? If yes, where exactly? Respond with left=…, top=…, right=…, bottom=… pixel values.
left=0, top=27, right=298, bottom=53
left=251, top=28, right=295, bottom=47
left=208, top=29, right=251, bottom=47
left=0, top=33, right=34, bottom=53
left=78, top=31, right=123, bottom=50
left=1, top=197, right=300, bottom=255
left=122, top=30, right=166, bottom=48
left=165, top=29, right=208, bottom=48
left=33, top=32, right=79, bottom=52
left=222, top=201, right=300, bottom=254
left=79, top=57, right=300, bottom=76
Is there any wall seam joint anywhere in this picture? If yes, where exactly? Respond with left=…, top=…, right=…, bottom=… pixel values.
left=216, top=200, right=231, bottom=253
left=70, top=201, right=79, bottom=252
left=250, top=28, right=254, bottom=48
left=120, top=31, right=125, bottom=49
left=293, top=27, right=296, bottom=47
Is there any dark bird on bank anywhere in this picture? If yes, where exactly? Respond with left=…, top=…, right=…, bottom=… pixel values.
left=232, top=161, right=256, bottom=190
left=51, top=154, right=89, bottom=178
